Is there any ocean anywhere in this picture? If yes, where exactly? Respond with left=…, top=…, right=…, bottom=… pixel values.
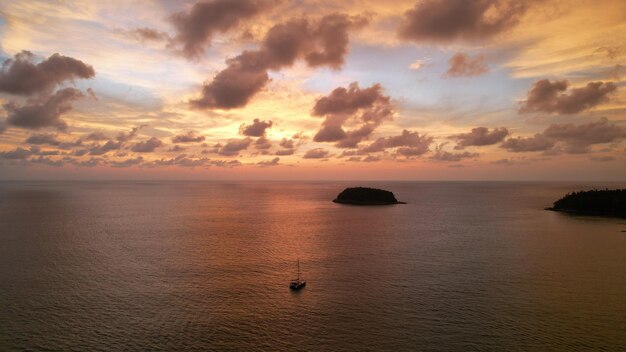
left=1, top=181, right=625, bottom=351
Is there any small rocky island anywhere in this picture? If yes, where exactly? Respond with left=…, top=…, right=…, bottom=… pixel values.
left=333, top=187, right=405, bottom=205
left=546, top=189, right=626, bottom=218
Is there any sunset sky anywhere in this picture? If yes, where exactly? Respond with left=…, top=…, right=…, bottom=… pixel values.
left=0, top=0, right=624, bottom=180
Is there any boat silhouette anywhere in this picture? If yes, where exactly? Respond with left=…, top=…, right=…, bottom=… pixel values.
left=289, top=258, right=306, bottom=290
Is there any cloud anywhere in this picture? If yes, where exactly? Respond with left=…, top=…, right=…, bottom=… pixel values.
left=519, top=79, right=617, bottom=115
left=25, top=133, right=62, bottom=146
left=151, top=154, right=209, bottom=168
left=126, top=27, right=171, bottom=43
left=543, top=118, right=626, bottom=153
left=408, top=59, right=428, bottom=70
left=500, top=118, right=625, bottom=154
left=170, top=0, right=273, bottom=59
left=254, top=136, right=272, bottom=149
left=0, top=147, right=33, bottom=159
left=312, top=82, right=393, bottom=148
left=168, top=145, right=187, bottom=152
left=130, top=137, right=163, bottom=152
left=590, top=155, right=615, bottom=162
left=209, top=159, right=242, bottom=167
left=190, top=13, right=366, bottom=109
left=30, top=156, right=63, bottom=167
left=240, top=118, right=273, bottom=136
left=73, top=157, right=103, bottom=167
left=451, top=127, right=509, bottom=148
left=279, top=138, right=295, bottom=149
left=0, top=51, right=95, bottom=96
left=431, top=144, right=479, bottom=161
left=0, top=120, right=6, bottom=134
left=303, top=148, right=329, bottom=159
left=398, top=0, right=530, bottom=44
left=500, top=133, right=555, bottom=152
left=444, top=53, right=488, bottom=78
left=257, top=156, right=280, bottom=166
left=116, top=126, right=143, bottom=142
left=172, top=131, right=205, bottom=143
left=360, top=129, right=433, bottom=154
left=83, top=131, right=109, bottom=141
left=110, top=156, right=144, bottom=168
left=5, top=87, right=84, bottom=130
left=275, top=148, right=294, bottom=155
left=214, top=137, right=252, bottom=156
left=89, top=140, right=123, bottom=155
left=397, top=146, right=431, bottom=157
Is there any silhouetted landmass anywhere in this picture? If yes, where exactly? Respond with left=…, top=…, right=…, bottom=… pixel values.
left=333, top=187, right=405, bottom=205
left=546, top=189, right=626, bottom=218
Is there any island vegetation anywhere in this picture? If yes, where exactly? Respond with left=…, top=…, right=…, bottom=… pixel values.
left=333, top=187, right=405, bottom=205
left=546, top=189, right=626, bottom=218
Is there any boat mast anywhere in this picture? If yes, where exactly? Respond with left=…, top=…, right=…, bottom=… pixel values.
left=297, top=258, right=301, bottom=280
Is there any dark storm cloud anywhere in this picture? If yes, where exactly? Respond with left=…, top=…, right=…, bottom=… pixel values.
left=130, top=137, right=163, bottom=153
left=312, top=82, right=393, bottom=148
left=0, top=51, right=95, bottom=96
left=398, top=0, right=530, bottom=44
left=89, top=140, right=124, bottom=155
left=240, top=118, right=273, bottom=136
left=172, top=131, right=206, bottom=143
left=190, top=13, right=366, bottom=109
left=5, top=87, right=84, bottom=130
left=500, top=134, right=555, bottom=152
left=303, top=148, right=329, bottom=159
left=451, top=127, right=509, bottom=148
left=171, top=0, right=274, bottom=59
left=256, top=156, right=280, bottom=166
left=214, top=137, right=252, bottom=156
left=444, top=53, right=488, bottom=78
left=519, top=79, right=617, bottom=115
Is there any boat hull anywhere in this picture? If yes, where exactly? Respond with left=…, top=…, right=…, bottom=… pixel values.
left=289, top=281, right=306, bottom=290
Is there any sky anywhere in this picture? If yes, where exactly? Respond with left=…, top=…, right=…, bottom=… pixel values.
left=0, top=0, right=624, bottom=180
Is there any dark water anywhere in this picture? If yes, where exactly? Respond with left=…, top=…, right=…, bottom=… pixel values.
left=1, top=181, right=625, bottom=351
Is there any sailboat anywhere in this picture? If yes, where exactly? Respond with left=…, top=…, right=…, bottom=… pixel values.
left=289, top=258, right=306, bottom=290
